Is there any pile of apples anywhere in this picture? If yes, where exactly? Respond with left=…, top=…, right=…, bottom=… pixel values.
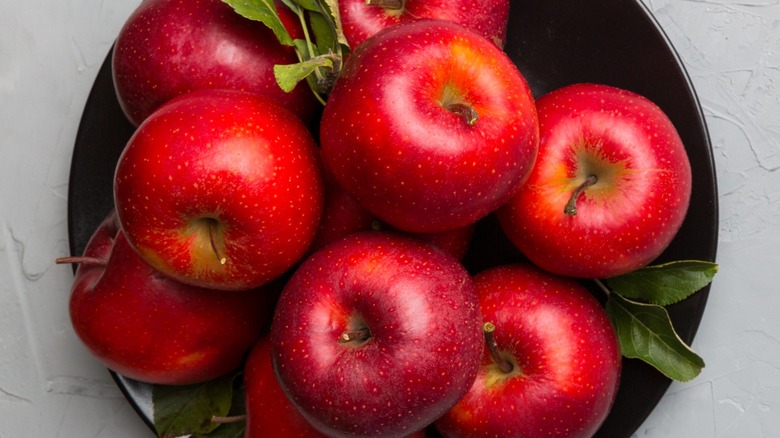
left=59, top=0, right=695, bottom=437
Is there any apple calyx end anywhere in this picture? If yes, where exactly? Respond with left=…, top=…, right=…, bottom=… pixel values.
left=564, top=174, right=598, bottom=216
left=483, top=322, right=513, bottom=374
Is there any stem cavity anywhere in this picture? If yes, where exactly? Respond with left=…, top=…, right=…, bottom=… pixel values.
left=446, top=102, right=479, bottom=127
left=483, top=322, right=513, bottom=374
left=207, top=219, right=227, bottom=265
left=564, top=175, right=598, bottom=216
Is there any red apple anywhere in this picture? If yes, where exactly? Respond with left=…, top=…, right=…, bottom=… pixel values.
left=306, top=165, right=378, bottom=254
left=58, top=211, right=277, bottom=385
left=310, top=167, right=474, bottom=259
left=112, top=0, right=318, bottom=126
left=244, top=337, right=428, bottom=438
left=114, top=89, right=324, bottom=291
left=270, top=231, right=483, bottom=437
left=320, top=19, right=539, bottom=233
left=498, top=83, right=692, bottom=279
left=434, top=263, right=622, bottom=438
left=244, top=336, right=329, bottom=438
left=338, top=0, right=510, bottom=48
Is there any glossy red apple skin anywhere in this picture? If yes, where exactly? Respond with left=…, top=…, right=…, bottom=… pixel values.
left=112, top=0, right=318, bottom=126
left=66, top=211, right=276, bottom=385
left=310, top=168, right=474, bottom=259
left=244, top=338, right=428, bottom=438
left=114, top=89, right=324, bottom=291
left=270, top=231, right=483, bottom=438
left=498, top=83, right=692, bottom=279
left=320, top=19, right=539, bottom=234
left=244, top=337, right=329, bottom=438
left=435, top=263, right=622, bottom=438
left=339, top=0, right=509, bottom=48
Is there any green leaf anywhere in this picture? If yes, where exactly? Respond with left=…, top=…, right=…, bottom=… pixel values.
left=320, top=0, right=349, bottom=47
left=284, top=0, right=320, bottom=12
left=194, top=421, right=245, bottom=438
left=222, top=0, right=294, bottom=46
left=193, top=379, right=248, bottom=437
left=308, top=10, right=337, bottom=53
left=153, top=373, right=237, bottom=438
left=606, top=294, right=705, bottom=382
left=607, top=260, right=719, bottom=306
left=274, top=55, right=334, bottom=92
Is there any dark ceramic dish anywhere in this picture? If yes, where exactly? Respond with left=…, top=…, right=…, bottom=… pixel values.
left=66, top=0, right=718, bottom=436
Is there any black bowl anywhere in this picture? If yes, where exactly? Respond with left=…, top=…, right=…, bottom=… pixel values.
left=66, top=0, right=718, bottom=435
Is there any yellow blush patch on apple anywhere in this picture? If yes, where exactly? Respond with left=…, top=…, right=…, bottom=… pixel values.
left=570, top=143, right=627, bottom=199
left=435, top=40, right=501, bottom=117
left=483, top=355, right=524, bottom=390
left=183, top=216, right=229, bottom=274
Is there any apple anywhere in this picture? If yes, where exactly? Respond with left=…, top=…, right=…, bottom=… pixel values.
left=114, top=89, right=324, bottom=291
left=245, top=335, right=429, bottom=437
left=320, top=19, right=539, bottom=233
left=244, top=336, right=330, bottom=438
left=244, top=338, right=428, bottom=438
left=498, top=83, right=692, bottom=279
left=434, top=263, right=622, bottom=438
left=270, top=231, right=483, bottom=437
left=112, top=0, right=319, bottom=127
left=310, top=167, right=474, bottom=259
left=306, top=165, right=378, bottom=254
left=418, top=223, right=474, bottom=261
left=57, top=211, right=277, bottom=385
left=338, top=0, right=510, bottom=49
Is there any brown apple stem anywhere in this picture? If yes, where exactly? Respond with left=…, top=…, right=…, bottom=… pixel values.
left=564, top=175, right=598, bottom=216
left=483, top=322, right=513, bottom=374
left=446, top=103, right=479, bottom=127
left=339, top=326, right=371, bottom=343
left=365, top=0, right=404, bottom=10
left=208, top=219, right=227, bottom=265
left=54, top=256, right=108, bottom=267
left=211, top=415, right=246, bottom=424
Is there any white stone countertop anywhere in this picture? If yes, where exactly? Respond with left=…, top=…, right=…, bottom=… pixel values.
left=2, top=0, right=778, bottom=437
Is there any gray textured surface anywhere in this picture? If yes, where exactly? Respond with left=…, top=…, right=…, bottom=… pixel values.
left=1, top=0, right=778, bottom=436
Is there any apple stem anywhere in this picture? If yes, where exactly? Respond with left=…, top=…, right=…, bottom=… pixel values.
left=594, top=278, right=612, bottom=297
left=446, top=103, right=479, bottom=127
left=483, top=322, right=513, bottom=374
left=54, top=256, right=108, bottom=267
left=211, top=415, right=246, bottom=424
left=208, top=219, right=227, bottom=265
left=339, top=326, right=371, bottom=343
left=564, top=175, right=598, bottom=216
left=365, top=0, right=404, bottom=10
